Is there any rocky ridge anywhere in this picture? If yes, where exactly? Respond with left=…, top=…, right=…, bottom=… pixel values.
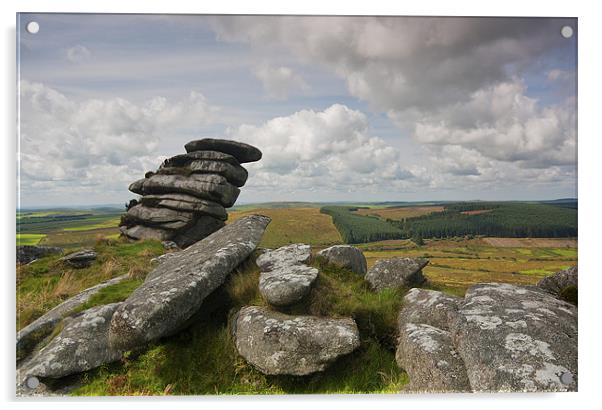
left=120, top=138, right=262, bottom=248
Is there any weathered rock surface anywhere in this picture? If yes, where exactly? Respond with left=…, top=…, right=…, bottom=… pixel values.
left=185, top=138, right=262, bottom=163
left=453, top=283, right=577, bottom=392
left=18, top=303, right=124, bottom=381
left=162, top=150, right=240, bottom=168
left=366, top=257, right=428, bottom=291
left=256, top=244, right=318, bottom=306
left=537, top=266, right=578, bottom=298
left=120, top=139, right=261, bottom=247
left=61, top=249, right=97, bottom=268
left=317, top=245, right=367, bottom=275
left=158, top=161, right=248, bottom=187
left=125, top=204, right=195, bottom=230
left=398, top=288, right=461, bottom=331
left=233, top=306, right=360, bottom=376
left=259, top=265, right=319, bottom=307
left=109, top=215, right=270, bottom=351
left=396, top=288, right=469, bottom=392
left=17, top=275, right=128, bottom=361
left=397, top=323, right=471, bottom=392
left=396, top=283, right=578, bottom=392
left=129, top=174, right=240, bottom=207
left=256, top=243, right=312, bottom=271
left=141, top=194, right=228, bottom=220
left=17, top=245, right=63, bottom=265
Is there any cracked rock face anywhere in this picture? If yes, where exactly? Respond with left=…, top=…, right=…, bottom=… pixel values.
left=453, top=283, right=577, bottom=392
left=120, top=139, right=262, bottom=248
left=257, top=244, right=317, bottom=306
left=537, top=265, right=577, bottom=298
left=18, top=303, right=124, bottom=381
left=317, top=245, right=367, bottom=275
left=396, top=282, right=578, bottom=393
left=233, top=306, right=360, bottom=376
left=17, top=275, right=129, bottom=361
left=366, top=257, right=428, bottom=291
left=109, top=215, right=270, bottom=351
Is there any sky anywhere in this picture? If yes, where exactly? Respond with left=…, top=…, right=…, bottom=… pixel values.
left=17, top=14, right=577, bottom=207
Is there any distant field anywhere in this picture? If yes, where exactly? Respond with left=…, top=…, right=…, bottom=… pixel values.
left=16, top=233, right=46, bottom=246
left=354, top=206, right=444, bottom=220
left=482, top=237, right=577, bottom=248
left=227, top=207, right=342, bottom=248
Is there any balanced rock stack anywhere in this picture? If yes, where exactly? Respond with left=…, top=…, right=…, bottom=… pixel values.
left=119, top=138, right=262, bottom=248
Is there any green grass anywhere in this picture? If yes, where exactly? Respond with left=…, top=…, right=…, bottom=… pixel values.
left=72, top=279, right=144, bottom=314
left=62, top=218, right=121, bottom=231
left=16, top=233, right=47, bottom=245
left=70, top=254, right=409, bottom=395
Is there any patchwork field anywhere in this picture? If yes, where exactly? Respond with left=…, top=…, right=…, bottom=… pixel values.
left=354, top=206, right=444, bottom=220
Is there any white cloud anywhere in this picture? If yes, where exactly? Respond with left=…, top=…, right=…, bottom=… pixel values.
left=66, top=45, right=91, bottom=63
left=226, top=104, right=415, bottom=194
left=210, top=16, right=577, bottom=172
left=254, top=64, right=308, bottom=100
left=18, top=80, right=218, bottom=203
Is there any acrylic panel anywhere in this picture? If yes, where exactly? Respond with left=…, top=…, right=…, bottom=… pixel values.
left=16, top=14, right=577, bottom=396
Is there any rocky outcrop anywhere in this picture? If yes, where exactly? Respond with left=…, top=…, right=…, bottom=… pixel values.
left=317, top=245, right=367, bottom=275
left=61, top=249, right=97, bottom=268
left=257, top=244, right=318, bottom=306
left=233, top=306, right=360, bottom=376
left=366, top=257, right=428, bottom=291
left=120, top=138, right=262, bottom=248
left=396, top=283, right=578, bottom=392
left=109, top=215, right=270, bottom=351
left=17, top=275, right=128, bottom=361
left=537, top=266, right=577, bottom=300
left=396, top=288, right=470, bottom=392
left=17, top=245, right=63, bottom=265
left=18, top=303, right=123, bottom=381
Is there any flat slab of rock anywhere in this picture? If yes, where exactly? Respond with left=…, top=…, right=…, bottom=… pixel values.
left=162, top=150, right=241, bottom=168
left=61, top=249, right=97, bottom=268
left=185, top=138, right=262, bottom=163
left=256, top=243, right=312, bottom=271
left=109, top=215, right=270, bottom=350
left=17, top=246, right=63, bottom=265
left=537, top=266, right=578, bottom=298
left=259, top=265, right=319, bottom=306
left=141, top=194, right=227, bottom=220
left=18, top=303, right=124, bottom=381
left=397, top=323, right=471, bottom=393
left=158, top=160, right=248, bottom=187
left=233, top=306, right=360, bottom=376
left=256, top=244, right=317, bottom=306
left=17, top=275, right=128, bottom=361
left=317, top=245, right=367, bottom=275
left=366, top=257, right=428, bottom=291
left=453, top=283, right=578, bottom=392
left=129, top=173, right=240, bottom=207
left=120, top=224, right=173, bottom=242
left=125, top=204, right=195, bottom=230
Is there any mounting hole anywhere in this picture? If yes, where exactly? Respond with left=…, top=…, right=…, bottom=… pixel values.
left=560, top=371, right=574, bottom=385
left=561, top=25, right=574, bottom=39
left=26, top=21, right=39, bottom=34
left=25, top=376, right=40, bottom=389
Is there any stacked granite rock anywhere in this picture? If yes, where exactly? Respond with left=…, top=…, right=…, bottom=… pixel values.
left=119, top=138, right=262, bottom=248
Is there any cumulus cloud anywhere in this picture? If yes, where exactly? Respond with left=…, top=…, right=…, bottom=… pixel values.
left=254, top=64, right=308, bottom=100
left=66, top=45, right=91, bottom=63
left=18, top=80, right=218, bottom=201
left=210, top=16, right=577, bottom=172
left=226, top=104, right=415, bottom=194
